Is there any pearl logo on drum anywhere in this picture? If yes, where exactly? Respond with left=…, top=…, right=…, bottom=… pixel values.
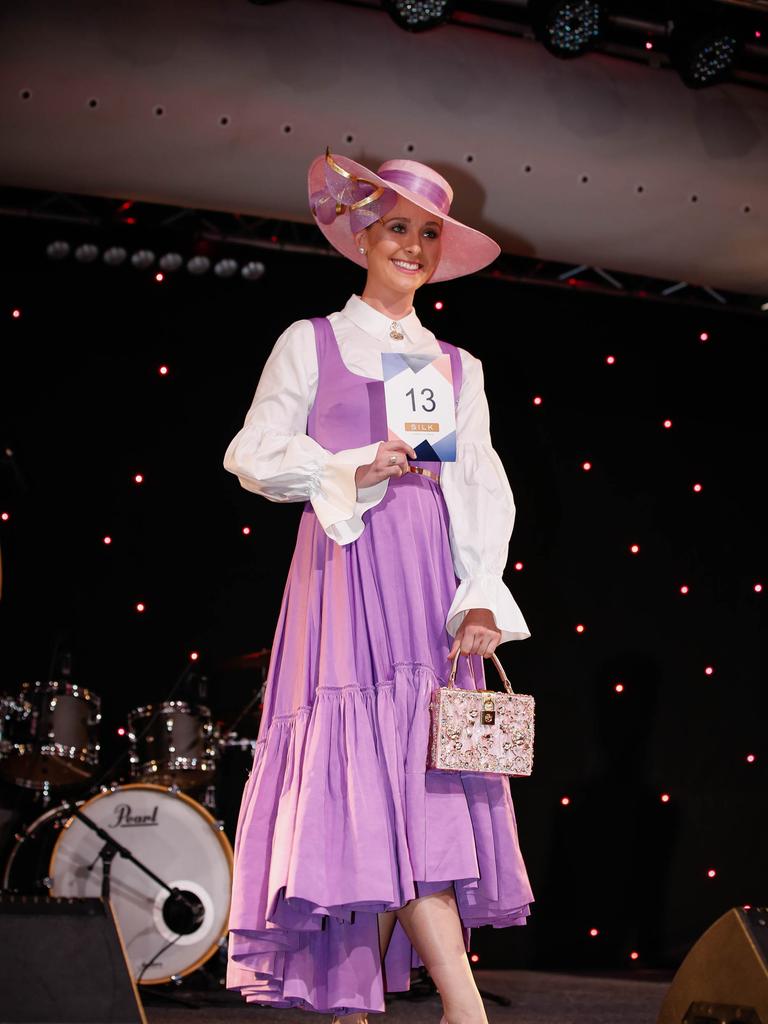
left=110, top=802, right=159, bottom=827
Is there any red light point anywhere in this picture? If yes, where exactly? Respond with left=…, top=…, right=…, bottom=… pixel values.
left=561, top=796, right=571, bottom=806
left=434, top=301, right=444, bottom=310
left=103, top=536, right=112, bottom=545
left=663, top=419, right=672, bottom=429
left=1, top=512, right=9, bottom=522
left=660, top=793, right=670, bottom=803
left=614, top=683, right=624, bottom=693
left=12, top=309, right=21, bottom=319
left=680, top=584, right=689, bottom=595
left=159, top=365, right=169, bottom=376
left=629, top=543, right=639, bottom=554
left=707, top=868, right=716, bottom=878
left=242, top=526, right=251, bottom=536
left=190, top=651, right=199, bottom=661
left=582, top=461, right=592, bottom=471
left=136, top=602, right=145, bottom=613
left=589, top=927, right=599, bottom=937
left=155, top=273, right=164, bottom=283
left=575, top=623, right=585, bottom=633
left=606, top=355, right=615, bottom=365
left=533, top=395, right=543, bottom=406
left=134, top=474, right=144, bottom=484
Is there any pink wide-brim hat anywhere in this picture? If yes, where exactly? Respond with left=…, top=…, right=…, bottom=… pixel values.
left=307, top=149, right=501, bottom=283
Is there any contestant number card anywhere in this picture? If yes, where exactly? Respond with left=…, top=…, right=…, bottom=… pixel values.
left=381, top=351, right=457, bottom=462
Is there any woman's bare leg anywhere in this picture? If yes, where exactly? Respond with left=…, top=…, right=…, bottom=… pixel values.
left=393, top=885, right=487, bottom=1024
left=332, top=890, right=484, bottom=1024
left=378, top=909, right=398, bottom=959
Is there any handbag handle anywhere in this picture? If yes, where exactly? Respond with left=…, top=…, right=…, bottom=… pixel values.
left=448, top=647, right=516, bottom=696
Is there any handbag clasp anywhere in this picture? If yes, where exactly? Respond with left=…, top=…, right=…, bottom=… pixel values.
left=482, top=696, right=495, bottom=726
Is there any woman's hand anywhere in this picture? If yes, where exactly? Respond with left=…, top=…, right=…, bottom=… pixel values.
left=355, top=440, right=418, bottom=490
left=447, top=608, right=502, bottom=661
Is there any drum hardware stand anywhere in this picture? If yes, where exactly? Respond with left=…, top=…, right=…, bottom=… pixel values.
left=37, top=779, right=54, bottom=810
left=222, top=671, right=267, bottom=741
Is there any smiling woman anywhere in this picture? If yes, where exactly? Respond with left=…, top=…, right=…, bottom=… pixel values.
left=224, top=147, right=534, bottom=1024
left=357, top=204, right=443, bottom=289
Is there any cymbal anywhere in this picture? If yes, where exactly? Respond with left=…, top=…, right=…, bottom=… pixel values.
left=215, top=648, right=271, bottom=671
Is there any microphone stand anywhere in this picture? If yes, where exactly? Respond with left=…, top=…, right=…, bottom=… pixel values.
left=59, top=798, right=204, bottom=928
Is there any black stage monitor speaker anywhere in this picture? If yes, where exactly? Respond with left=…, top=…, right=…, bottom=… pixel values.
left=657, top=906, right=768, bottom=1023
left=0, top=893, right=147, bottom=1024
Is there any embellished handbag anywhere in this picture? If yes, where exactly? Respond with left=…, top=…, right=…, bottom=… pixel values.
left=427, top=648, right=535, bottom=777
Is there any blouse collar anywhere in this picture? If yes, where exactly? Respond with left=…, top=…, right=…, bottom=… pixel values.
left=341, top=293, right=424, bottom=345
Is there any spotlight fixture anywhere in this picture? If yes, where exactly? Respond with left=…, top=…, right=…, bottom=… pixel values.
left=130, top=249, right=156, bottom=269
left=527, top=0, right=606, bottom=58
left=74, top=243, right=99, bottom=263
left=46, top=241, right=70, bottom=260
left=669, top=13, right=747, bottom=88
left=187, top=255, right=211, bottom=275
left=103, top=246, right=128, bottom=267
left=214, top=258, right=239, bottom=279
left=382, top=0, right=455, bottom=32
left=158, top=252, right=184, bottom=272
left=241, top=261, right=266, bottom=281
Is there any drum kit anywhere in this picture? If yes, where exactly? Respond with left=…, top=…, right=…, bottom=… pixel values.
left=0, top=648, right=270, bottom=987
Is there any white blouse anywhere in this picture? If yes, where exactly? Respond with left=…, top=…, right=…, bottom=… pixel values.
left=223, top=293, right=531, bottom=646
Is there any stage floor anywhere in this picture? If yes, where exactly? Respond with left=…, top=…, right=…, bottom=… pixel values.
left=142, top=968, right=673, bottom=1024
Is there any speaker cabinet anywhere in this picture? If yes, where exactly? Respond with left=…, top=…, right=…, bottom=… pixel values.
left=0, top=893, right=147, bottom=1024
left=657, top=906, right=768, bottom=1023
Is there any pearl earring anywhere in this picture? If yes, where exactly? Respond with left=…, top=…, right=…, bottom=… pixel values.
left=358, top=246, right=366, bottom=254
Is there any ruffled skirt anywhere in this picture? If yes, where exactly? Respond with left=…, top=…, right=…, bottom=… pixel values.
left=226, top=472, right=534, bottom=1013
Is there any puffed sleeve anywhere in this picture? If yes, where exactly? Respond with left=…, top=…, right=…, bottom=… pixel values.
left=223, top=319, right=389, bottom=546
left=439, top=349, right=532, bottom=645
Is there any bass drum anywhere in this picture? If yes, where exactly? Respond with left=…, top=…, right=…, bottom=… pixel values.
left=2, top=799, right=85, bottom=894
left=2, top=783, right=233, bottom=985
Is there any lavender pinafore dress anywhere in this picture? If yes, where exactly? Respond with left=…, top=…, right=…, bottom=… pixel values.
left=226, top=317, right=534, bottom=1013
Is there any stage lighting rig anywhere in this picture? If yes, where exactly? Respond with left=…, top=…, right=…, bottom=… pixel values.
left=382, top=0, right=456, bottom=31
left=527, top=0, right=607, bottom=58
left=669, top=6, right=749, bottom=87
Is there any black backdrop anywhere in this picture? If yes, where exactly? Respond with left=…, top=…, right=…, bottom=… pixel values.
left=1, top=216, right=765, bottom=974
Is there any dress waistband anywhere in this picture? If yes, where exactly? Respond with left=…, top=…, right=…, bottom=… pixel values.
left=408, top=466, right=441, bottom=485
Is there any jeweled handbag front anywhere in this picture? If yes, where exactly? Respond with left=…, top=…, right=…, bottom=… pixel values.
left=427, top=648, right=535, bottom=777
